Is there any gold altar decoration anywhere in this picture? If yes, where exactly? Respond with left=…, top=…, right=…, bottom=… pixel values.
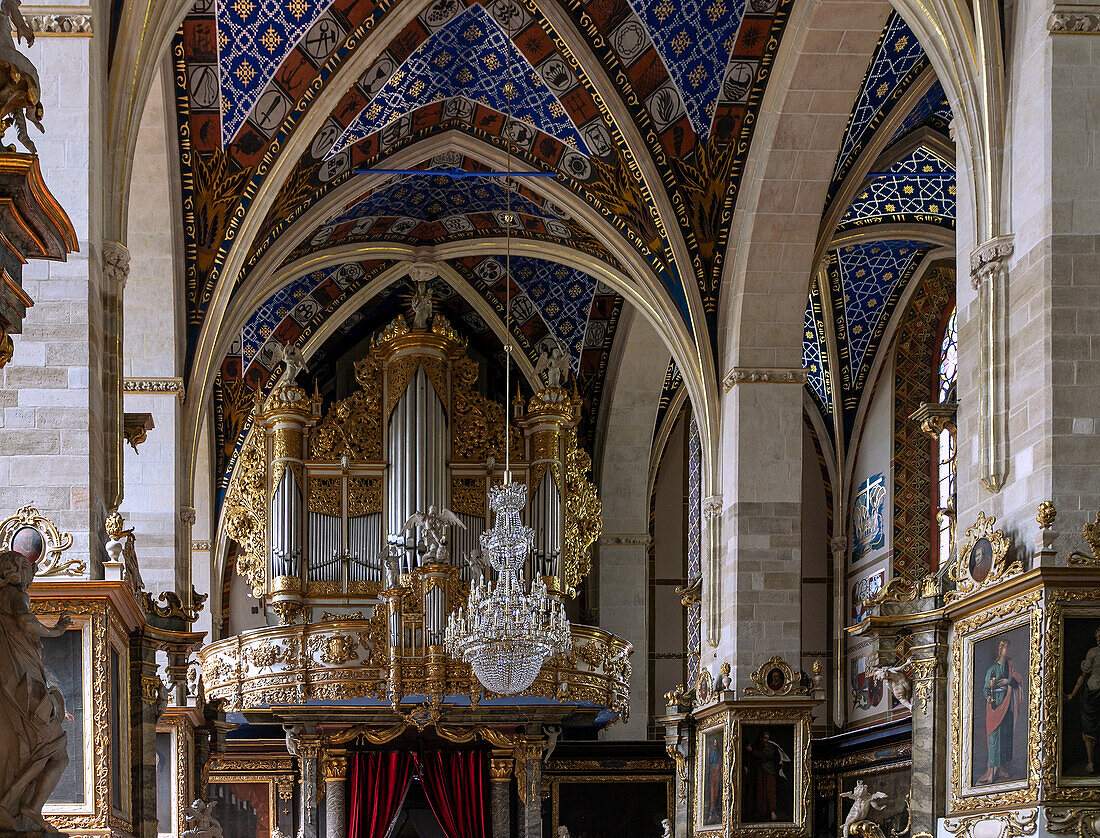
left=947, top=511, right=1018, bottom=603
left=1069, top=509, right=1100, bottom=566
left=0, top=504, right=81, bottom=576
left=743, top=655, right=808, bottom=698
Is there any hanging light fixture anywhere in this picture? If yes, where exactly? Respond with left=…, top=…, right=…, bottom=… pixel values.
left=443, top=36, right=572, bottom=696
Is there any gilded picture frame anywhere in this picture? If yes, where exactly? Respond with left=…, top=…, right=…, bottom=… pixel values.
left=946, top=512, right=1017, bottom=603
left=207, top=757, right=296, bottom=837
left=834, top=761, right=911, bottom=838
left=731, top=708, right=813, bottom=838
left=950, top=590, right=1041, bottom=812
left=41, top=616, right=93, bottom=814
left=1041, top=587, right=1100, bottom=803
left=695, top=715, right=729, bottom=835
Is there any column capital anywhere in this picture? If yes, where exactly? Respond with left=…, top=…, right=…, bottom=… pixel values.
left=489, top=757, right=513, bottom=781
left=969, top=234, right=1014, bottom=289
left=702, top=495, right=723, bottom=519
left=102, top=240, right=131, bottom=290
left=322, top=755, right=347, bottom=781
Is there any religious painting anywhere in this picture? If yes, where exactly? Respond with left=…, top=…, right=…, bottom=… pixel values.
left=739, top=723, right=796, bottom=824
left=42, top=626, right=85, bottom=805
left=966, top=619, right=1030, bottom=791
left=968, top=537, right=993, bottom=584
left=851, top=568, right=886, bottom=624
left=851, top=474, right=887, bottom=563
left=835, top=763, right=910, bottom=838
left=1059, top=615, right=1100, bottom=782
left=206, top=780, right=274, bottom=838
left=697, top=723, right=726, bottom=829
left=552, top=777, right=673, bottom=838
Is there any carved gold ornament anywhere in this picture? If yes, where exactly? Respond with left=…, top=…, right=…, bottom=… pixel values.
left=1048, top=807, right=1100, bottom=837
left=943, top=808, right=1037, bottom=838
left=947, top=511, right=1018, bottom=603
left=223, top=425, right=268, bottom=597
left=744, top=655, right=807, bottom=697
left=0, top=505, right=80, bottom=575
left=564, top=427, right=600, bottom=596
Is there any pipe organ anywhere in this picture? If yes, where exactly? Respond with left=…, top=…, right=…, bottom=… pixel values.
left=224, top=308, right=602, bottom=624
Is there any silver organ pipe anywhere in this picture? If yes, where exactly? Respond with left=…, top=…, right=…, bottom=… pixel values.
left=531, top=470, right=563, bottom=582
left=348, top=513, right=383, bottom=581
left=387, top=366, right=447, bottom=570
left=269, top=468, right=303, bottom=579
left=307, top=511, right=341, bottom=582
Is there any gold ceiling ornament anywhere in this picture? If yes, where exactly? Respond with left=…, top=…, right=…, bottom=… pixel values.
left=1069, top=508, right=1100, bottom=566
left=946, top=511, right=1018, bottom=603
left=0, top=504, right=80, bottom=576
left=743, top=655, right=808, bottom=697
left=223, top=424, right=269, bottom=598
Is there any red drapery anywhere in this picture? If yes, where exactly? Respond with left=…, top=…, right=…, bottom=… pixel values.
left=348, top=751, right=413, bottom=838
left=415, top=750, right=489, bottom=838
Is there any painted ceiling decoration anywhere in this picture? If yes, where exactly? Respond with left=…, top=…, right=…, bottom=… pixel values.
left=652, top=357, right=684, bottom=445
left=803, top=280, right=831, bottom=420
left=327, top=3, right=591, bottom=157
left=278, top=154, right=611, bottom=263
left=887, top=81, right=951, bottom=144
left=829, top=239, right=934, bottom=434
left=837, top=145, right=955, bottom=233
left=827, top=12, right=928, bottom=205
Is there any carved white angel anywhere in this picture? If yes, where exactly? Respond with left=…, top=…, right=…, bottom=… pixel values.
left=535, top=343, right=570, bottom=389
left=840, top=780, right=888, bottom=836
left=463, top=548, right=490, bottom=578
left=382, top=544, right=401, bottom=589
left=871, top=659, right=913, bottom=710
left=401, top=506, right=466, bottom=562
left=275, top=342, right=306, bottom=385
left=661, top=819, right=672, bottom=838
left=182, top=800, right=224, bottom=838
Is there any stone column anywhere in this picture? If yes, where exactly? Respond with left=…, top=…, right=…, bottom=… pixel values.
left=515, top=738, right=544, bottom=838
left=323, top=755, right=347, bottom=838
left=102, top=240, right=130, bottom=512
left=659, top=710, right=693, bottom=838
left=296, top=736, right=322, bottom=838
left=489, top=753, right=513, bottom=838
left=718, top=369, right=805, bottom=686
left=906, top=617, right=950, bottom=837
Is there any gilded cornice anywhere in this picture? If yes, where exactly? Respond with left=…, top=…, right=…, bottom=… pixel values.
left=124, top=377, right=185, bottom=404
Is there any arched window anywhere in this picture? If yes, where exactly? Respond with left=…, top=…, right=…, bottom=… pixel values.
left=936, top=307, right=957, bottom=569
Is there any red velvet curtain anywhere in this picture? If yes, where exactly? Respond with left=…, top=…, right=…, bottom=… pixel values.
left=415, top=750, right=489, bottom=838
left=349, top=751, right=413, bottom=838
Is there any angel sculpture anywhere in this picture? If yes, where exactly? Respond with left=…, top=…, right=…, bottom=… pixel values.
left=401, top=506, right=466, bottom=563
left=0, top=0, right=44, bottom=153
left=381, top=544, right=402, bottom=589
left=840, top=780, right=888, bottom=837
left=275, top=342, right=306, bottom=385
left=543, top=724, right=562, bottom=764
left=181, top=800, right=224, bottom=838
left=661, top=819, right=672, bottom=838
left=282, top=724, right=300, bottom=757
left=463, top=548, right=490, bottom=579
left=871, top=659, right=913, bottom=710
left=535, top=343, right=570, bottom=389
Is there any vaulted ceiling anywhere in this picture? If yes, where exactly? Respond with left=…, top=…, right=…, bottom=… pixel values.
left=169, top=1, right=955, bottom=502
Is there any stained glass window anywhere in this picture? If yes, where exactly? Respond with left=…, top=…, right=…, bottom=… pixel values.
left=936, top=307, right=957, bottom=569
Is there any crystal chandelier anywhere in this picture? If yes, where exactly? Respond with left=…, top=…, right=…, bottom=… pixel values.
left=445, top=480, right=572, bottom=695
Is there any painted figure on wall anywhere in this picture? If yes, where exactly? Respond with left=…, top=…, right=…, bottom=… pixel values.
left=702, top=729, right=724, bottom=825
left=851, top=474, right=887, bottom=563
left=978, top=638, right=1024, bottom=783
left=744, top=729, right=791, bottom=822
left=1064, top=624, right=1100, bottom=775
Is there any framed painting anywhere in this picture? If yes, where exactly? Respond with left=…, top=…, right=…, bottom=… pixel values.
left=206, top=779, right=275, bottom=838
left=695, top=719, right=728, bottom=833
left=738, top=723, right=797, bottom=825
left=551, top=776, right=673, bottom=838
left=835, top=762, right=911, bottom=838
left=951, top=590, right=1040, bottom=811
left=41, top=622, right=89, bottom=808
left=1053, top=601, right=1100, bottom=796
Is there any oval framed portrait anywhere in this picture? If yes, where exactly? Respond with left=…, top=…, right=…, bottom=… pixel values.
left=969, top=537, right=994, bottom=583
left=11, top=525, right=44, bottom=564
left=766, top=668, right=786, bottom=692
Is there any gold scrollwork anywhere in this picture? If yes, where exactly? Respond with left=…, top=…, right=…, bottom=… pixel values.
left=224, top=426, right=268, bottom=598
left=564, top=426, right=600, bottom=596
left=0, top=505, right=81, bottom=576
left=307, top=477, right=341, bottom=517
left=909, top=657, right=937, bottom=715
left=1069, top=510, right=1100, bottom=566
left=450, top=475, right=485, bottom=517
left=743, top=655, right=808, bottom=697
left=309, top=355, right=382, bottom=461
left=947, top=512, right=1018, bottom=603
left=1047, top=807, right=1100, bottom=837
left=348, top=476, right=381, bottom=517
left=943, top=808, right=1038, bottom=838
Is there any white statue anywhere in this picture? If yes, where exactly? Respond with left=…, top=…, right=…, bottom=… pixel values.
left=713, top=662, right=732, bottom=693
left=401, top=506, right=466, bottom=563
left=276, top=342, right=306, bottom=385
left=283, top=724, right=300, bottom=757
left=463, top=549, right=489, bottom=578
left=0, top=0, right=44, bottom=153
left=382, top=544, right=401, bottom=589
left=840, top=780, right=888, bottom=836
left=871, top=659, right=913, bottom=710
left=556, top=827, right=570, bottom=838
left=661, top=819, right=672, bottom=838
left=182, top=800, right=224, bottom=838
left=0, top=549, right=70, bottom=834
left=535, top=343, right=570, bottom=389
left=410, top=280, right=433, bottom=329
left=543, top=724, right=562, bottom=764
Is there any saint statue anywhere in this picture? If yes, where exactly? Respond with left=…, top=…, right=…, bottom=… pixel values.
left=0, top=0, right=44, bottom=153
left=410, top=281, right=432, bottom=329
left=535, top=343, right=570, bottom=389
left=0, top=549, right=70, bottom=834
